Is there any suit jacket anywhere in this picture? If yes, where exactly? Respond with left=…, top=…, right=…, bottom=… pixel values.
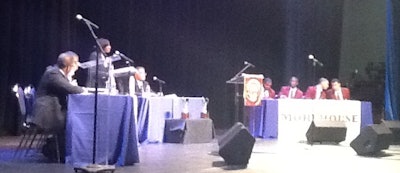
left=279, top=86, right=303, bottom=99
left=326, top=88, right=351, bottom=100
left=33, top=67, right=84, bottom=132
left=264, top=88, right=276, bottom=99
left=305, top=86, right=326, bottom=99
left=134, top=80, right=151, bottom=96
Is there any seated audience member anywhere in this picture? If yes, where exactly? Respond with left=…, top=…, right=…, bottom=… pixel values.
left=305, top=77, right=329, bottom=99
left=33, top=51, right=84, bottom=162
left=279, top=76, right=303, bottom=99
left=327, top=78, right=350, bottom=100
left=263, top=78, right=276, bottom=99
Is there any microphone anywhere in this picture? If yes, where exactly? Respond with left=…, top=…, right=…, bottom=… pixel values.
left=244, top=61, right=255, bottom=68
left=308, top=54, right=323, bottom=67
left=76, top=14, right=99, bottom=29
left=153, top=76, right=166, bottom=84
left=115, top=50, right=134, bottom=63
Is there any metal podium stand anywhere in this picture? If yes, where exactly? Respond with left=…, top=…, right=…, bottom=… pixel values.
left=226, top=61, right=255, bottom=123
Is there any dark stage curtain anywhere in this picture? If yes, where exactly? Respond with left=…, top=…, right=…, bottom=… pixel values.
left=284, top=0, right=344, bottom=89
left=385, top=0, right=400, bottom=120
left=0, top=0, right=78, bottom=135
left=0, top=0, right=344, bottom=134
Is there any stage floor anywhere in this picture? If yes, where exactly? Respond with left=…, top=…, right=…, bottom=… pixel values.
left=0, top=135, right=400, bottom=173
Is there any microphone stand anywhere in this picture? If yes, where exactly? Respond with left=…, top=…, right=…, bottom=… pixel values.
left=75, top=17, right=116, bottom=173
left=156, top=81, right=164, bottom=96
left=226, top=63, right=254, bottom=123
left=311, top=60, right=317, bottom=84
left=310, top=58, right=323, bottom=84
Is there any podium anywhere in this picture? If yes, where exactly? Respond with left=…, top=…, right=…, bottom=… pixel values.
left=226, top=76, right=244, bottom=123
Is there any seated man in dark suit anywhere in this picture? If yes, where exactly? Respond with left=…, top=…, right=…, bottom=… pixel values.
left=327, top=78, right=350, bottom=100
left=263, top=78, right=276, bottom=99
left=33, top=51, right=84, bottom=161
left=131, top=66, right=152, bottom=96
left=305, top=77, right=329, bottom=99
left=279, top=76, right=304, bottom=99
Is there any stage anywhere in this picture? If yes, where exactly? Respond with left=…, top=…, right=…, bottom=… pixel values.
left=1, top=134, right=400, bottom=173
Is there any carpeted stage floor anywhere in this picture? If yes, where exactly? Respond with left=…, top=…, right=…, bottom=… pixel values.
left=0, top=135, right=400, bottom=173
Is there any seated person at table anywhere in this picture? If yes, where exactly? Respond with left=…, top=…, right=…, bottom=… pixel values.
left=131, top=66, right=152, bottom=96
left=326, top=78, right=350, bottom=100
left=279, top=76, right=303, bottom=99
left=305, top=77, right=329, bottom=99
left=263, top=78, right=276, bottom=99
left=33, top=51, right=84, bottom=161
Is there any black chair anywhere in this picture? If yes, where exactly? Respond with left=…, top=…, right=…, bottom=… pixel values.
left=13, top=85, right=61, bottom=163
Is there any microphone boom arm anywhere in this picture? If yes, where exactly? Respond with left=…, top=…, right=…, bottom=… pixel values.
left=229, top=63, right=254, bottom=82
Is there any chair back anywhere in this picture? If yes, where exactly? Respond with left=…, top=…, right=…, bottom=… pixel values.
left=24, top=85, right=36, bottom=123
left=12, top=84, right=26, bottom=116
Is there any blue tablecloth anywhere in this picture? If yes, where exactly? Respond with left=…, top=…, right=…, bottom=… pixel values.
left=246, top=99, right=374, bottom=138
left=137, top=97, right=204, bottom=143
left=65, top=94, right=139, bottom=167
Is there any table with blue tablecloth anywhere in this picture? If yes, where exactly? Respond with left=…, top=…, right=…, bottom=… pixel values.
left=137, top=97, right=205, bottom=143
left=65, top=94, right=139, bottom=167
left=246, top=99, right=373, bottom=141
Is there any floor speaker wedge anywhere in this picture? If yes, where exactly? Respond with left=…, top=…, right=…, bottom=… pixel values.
left=350, top=124, right=393, bottom=155
left=218, top=123, right=255, bottom=165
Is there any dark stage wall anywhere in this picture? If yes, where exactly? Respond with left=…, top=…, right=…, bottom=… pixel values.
left=0, top=0, right=346, bottom=134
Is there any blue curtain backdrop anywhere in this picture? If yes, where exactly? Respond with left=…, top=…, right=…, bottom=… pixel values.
left=385, top=0, right=400, bottom=120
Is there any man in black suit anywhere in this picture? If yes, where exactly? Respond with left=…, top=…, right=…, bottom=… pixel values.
left=33, top=51, right=84, bottom=132
left=132, top=66, right=152, bottom=95
left=32, top=51, right=84, bottom=162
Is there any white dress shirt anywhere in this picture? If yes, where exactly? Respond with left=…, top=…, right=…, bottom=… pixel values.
left=315, top=85, right=323, bottom=100
left=289, top=87, right=297, bottom=98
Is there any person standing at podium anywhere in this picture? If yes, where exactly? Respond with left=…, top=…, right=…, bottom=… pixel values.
left=327, top=78, right=350, bottom=100
left=86, top=38, right=112, bottom=88
left=279, top=76, right=303, bottom=99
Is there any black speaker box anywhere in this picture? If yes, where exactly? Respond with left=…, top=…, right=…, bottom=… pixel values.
left=350, top=124, right=393, bottom=155
left=382, top=120, right=400, bottom=144
left=218, top=123, right=255, bottom=165
left=164, top=119, right=213, bottom=144
left=306, top=121, right=347, bottom=144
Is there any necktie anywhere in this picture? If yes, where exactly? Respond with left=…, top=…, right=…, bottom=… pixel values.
left=335, top=91, right=343, bottom=100
left=316, top=88, right=321, bottom=99
left=289, top=89, right=295, bottom=98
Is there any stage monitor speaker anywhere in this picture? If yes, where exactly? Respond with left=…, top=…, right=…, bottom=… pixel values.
left=218, top=122, right=255, bottom=165
left=382, top=120, right=400, bottom=144
left=306, top=121, right=347, bottom=144
left=350, top=124, right=393, bottom=155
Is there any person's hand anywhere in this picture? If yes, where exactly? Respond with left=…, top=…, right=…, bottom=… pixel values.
left=70, top=79, right=78, bottom=86
left=81, top=87, right=89, bottom=94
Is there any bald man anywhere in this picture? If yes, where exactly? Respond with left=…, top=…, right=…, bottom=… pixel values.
left=279, top=76, right=304, bottom=99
